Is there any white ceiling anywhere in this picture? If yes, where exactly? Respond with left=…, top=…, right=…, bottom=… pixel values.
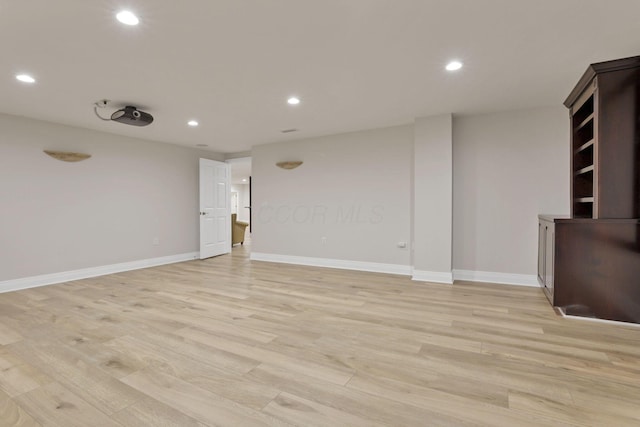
left=1, top=1, right=639, bottom=153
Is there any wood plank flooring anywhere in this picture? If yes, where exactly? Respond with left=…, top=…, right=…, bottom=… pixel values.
left=1, top=245, right=639, bottom=426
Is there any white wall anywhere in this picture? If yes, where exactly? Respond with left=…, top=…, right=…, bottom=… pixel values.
left=250, top=108, right=568, bottom=281
left=413, top=115, right=453, bottom=281
left=1, top=106, right=569, bottom=286
left=251, top=125, right=413, bottom=267
left=0, top=113, right=223, bottom=281
left=452, top=106, right=569, bottom=276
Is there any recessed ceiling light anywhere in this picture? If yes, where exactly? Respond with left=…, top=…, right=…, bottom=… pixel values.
left=287, top=97, right=300, bottom=105
left=242, top=179, right=247, bottom=182
left=446, top=61, right=463, bottom=71
left=116, top=10, right=139, bottom=26
left=16, top=74, right=35, bottom=83
left=188, top=120, right=199, bottom=127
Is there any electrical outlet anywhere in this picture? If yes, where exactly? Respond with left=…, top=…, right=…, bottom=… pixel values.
left=153, top=237, right=160, bottom=245
left=397, top=241, right=407, bottom=249
left=321, top=237, right=327, bottom=244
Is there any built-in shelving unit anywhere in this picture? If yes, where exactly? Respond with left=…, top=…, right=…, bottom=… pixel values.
left=539, top=55, right=640, bottom=324
left=565, top=55, right=640, bottom=220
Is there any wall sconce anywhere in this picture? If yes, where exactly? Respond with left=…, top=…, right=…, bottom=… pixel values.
left=276, top=161, right=303, bottom=170
left=43, top=150, right=91, bottom=162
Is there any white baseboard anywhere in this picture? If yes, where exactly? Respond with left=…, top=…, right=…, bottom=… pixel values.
left=452, top=269, right=538, bottom=287
left=411, top=270, right=453, bottom=284
left=0, top=252, right=199, bottom=294
left=250, top=252, right=412, bottom=276
left=249, top=254, right=536, bottom=288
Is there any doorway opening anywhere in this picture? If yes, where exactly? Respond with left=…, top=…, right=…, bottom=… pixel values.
left=228, top=157, right=252, bottom=253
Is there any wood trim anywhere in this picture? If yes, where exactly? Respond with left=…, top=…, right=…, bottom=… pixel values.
left=564, top=56, right=640, bottom=107
left=565, top=68, right=597, bottom=108
left=568, top=81, right=595, bottom=114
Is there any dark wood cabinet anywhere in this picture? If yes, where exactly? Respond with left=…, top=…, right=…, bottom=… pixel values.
left=554, top=218, right=640, bottom=323
left=540, top=56, right=640, bottom=324
left=539, top=215, right=640, bottom=323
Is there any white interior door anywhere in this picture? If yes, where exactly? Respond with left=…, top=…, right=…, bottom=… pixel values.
left=199, top=159, right=231, bottom=259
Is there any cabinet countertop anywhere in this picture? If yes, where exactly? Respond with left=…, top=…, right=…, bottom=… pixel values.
left=538, top=214, right=640, bottom=224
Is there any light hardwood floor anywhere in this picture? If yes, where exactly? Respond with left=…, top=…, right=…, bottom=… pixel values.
left=1, top=245, right=639, bottom=426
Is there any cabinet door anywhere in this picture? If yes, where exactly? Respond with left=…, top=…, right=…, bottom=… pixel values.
left=544, top=223, right=555, bottom=296
left=537, top=222, right=546, bottom=286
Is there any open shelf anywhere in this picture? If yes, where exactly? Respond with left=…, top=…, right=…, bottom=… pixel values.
left=573, top=202, right=594, bottom=218
left=573, top=142, right=594, bottom=171
left=575, top=113, right=594, bottom=131
left=571, top=90, right=595, bottom=218
left=574, top=165, right=594, bottom=176
left=572, top=93, right=594, bottom=125
left=573, top=120, right=594, bottom=150
left=574, top=139, right=594, bottom=154
left=573, top=168, right=593, bottom=200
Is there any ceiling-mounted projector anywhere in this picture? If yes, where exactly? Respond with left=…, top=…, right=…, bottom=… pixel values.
left=110, top=106, right=154, bottom=126
left=93, top=100, right=154, bottom=127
